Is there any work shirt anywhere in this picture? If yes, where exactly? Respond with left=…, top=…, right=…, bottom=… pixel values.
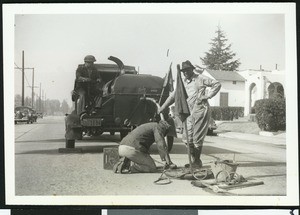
left=167, top=72, right=221, bottom=112
left=120, top=122, right=169, bottom=160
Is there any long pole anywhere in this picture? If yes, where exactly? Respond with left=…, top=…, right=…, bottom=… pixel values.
left=31, top=68, right=34, bottom=108
left=21, top=50, right=24, bottom=106
left=184, top=121, right=193, bottom=173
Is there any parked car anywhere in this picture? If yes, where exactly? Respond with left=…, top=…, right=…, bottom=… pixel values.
left=14, top=106, right=37, bottom=124
left=37, top=112, right=44, bottom=118
left=207, top=118, right=217, bottom=135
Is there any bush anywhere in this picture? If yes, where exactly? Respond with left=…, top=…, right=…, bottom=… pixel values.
left=210, top=106, right=244, bottom=121
left=254, top=98, right=286, bottom=131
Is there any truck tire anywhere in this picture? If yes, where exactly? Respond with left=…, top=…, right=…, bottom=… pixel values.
left=167, top=136, right=174, bottom=152
left=120, top=131, right=128, bottom=140
left=66, top=139, right=75, bottom=148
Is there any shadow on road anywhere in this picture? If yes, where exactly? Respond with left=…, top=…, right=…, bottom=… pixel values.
left=237, top=161, right=286, bottom=167
left=15, top=144, right=119, bottom=155
left=246, top=173, right=286, bottom=179
left=15, top=139, right=66, bottom=143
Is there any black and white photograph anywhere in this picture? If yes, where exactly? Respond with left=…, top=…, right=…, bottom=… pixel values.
left=3, top=3, right=298, bottom=206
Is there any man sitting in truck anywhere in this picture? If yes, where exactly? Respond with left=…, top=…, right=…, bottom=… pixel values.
left=113, top=120, right=177, bottom=173
left=72, top=55, right=104, bottom=115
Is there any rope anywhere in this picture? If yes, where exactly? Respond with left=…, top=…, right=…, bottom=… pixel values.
left=153, top=158, right=172, bottom=185
left=153, top=170, right=172, bottom=185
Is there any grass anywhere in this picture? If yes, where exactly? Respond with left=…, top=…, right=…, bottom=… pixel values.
left=215, top=121, right=261, bottom=134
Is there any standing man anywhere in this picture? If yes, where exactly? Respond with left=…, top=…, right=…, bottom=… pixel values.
left=72, top=55, right=104, bottom=115
left=113, top=120, right=177, bottom=173
left=159, top=60, right=221, bottom=168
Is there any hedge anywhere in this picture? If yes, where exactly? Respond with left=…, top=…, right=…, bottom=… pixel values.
left=210, top=106, right=244, bottom=121
left=254, top=98, right=286, bottom=131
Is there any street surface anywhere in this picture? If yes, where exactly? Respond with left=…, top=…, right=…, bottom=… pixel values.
left=15, top=116, right=286, bottom=196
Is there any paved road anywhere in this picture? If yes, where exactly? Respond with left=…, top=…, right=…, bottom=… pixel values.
left=15, top=116, right=286, bottom=197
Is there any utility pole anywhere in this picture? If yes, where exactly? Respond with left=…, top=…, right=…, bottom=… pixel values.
left=39, top=83, right=42, bottom=112
left=42, top=90, right=44, bottom=113
left=31, top=68, right=34, bottom=108
left=44, top=93, right=46, bottom=115
left=15, top=51, right=37, bottom=108
left=29, top=68, right=38, bottom=109
left=22, top=50, right=24, bottom=106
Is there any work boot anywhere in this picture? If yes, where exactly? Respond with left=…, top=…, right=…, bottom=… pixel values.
left=185, top=147, right=203, bottom=169
left=164, top=162, right=178, bottom=170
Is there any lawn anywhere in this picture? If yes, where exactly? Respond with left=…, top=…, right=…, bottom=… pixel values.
left=215, top=121, right=261, bottom=134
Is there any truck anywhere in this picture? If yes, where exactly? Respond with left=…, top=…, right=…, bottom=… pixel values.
left=64, top=56, right=176, bottom=151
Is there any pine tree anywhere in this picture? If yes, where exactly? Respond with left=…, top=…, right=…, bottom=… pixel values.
left=201, top=26, right=241, bottom=71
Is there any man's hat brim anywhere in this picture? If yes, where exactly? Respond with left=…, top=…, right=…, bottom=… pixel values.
left=180, top=66, right=195, bottom=72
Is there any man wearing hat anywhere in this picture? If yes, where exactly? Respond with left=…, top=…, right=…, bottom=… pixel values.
left=159, top=60, right=221, bottom=168
left=72, top=55, right=104, bottom=115
left=113, top=120, right=177, bottom=173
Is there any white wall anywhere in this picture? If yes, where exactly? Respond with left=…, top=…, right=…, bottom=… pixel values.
left=240, top=69, right=285, bottom=116
left=202, top=71, right=245, bottom=107
left=210, top=80, right=245, bottom=107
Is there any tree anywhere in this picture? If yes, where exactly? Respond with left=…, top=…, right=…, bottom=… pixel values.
left=60, top=99, right=70, bottom=114
left=15, top=94, right=22, bottom=107
left=201, top=25, right=241, bottom=71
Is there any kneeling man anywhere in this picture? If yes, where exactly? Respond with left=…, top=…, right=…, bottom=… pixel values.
left=114, top=120, right=176, bottom=173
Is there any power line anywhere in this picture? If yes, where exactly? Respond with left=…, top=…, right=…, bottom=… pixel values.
left=15, top=62, right=33, bottom=87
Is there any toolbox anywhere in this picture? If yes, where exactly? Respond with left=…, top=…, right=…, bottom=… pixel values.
left=103, top=147, right=120, bottom=170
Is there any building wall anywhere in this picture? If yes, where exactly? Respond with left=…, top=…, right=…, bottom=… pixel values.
left=202, top=71, right=245, bottom=107
left=239, top=70, right=285, bottom=116
left=209, top=80, right=245, bottom=107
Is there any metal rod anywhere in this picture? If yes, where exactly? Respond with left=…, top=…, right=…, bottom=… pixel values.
left=184, top=121, right=194, bottom=174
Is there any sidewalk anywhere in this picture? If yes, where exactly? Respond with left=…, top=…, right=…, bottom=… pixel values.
left=217, top=131, right=286, bottom=145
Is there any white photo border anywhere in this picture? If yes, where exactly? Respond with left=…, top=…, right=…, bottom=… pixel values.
left=3, top=3, right=298, bottom=206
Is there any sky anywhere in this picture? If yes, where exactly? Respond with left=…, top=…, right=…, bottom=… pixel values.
left=12, top=5, right=287, bottom=107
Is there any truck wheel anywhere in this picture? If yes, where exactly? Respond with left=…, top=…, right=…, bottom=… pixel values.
left=120, top=131, right=128, bottom=140
left=167, top=136, right=174, bottom=152
left=66, top=139, right=75, bottom=148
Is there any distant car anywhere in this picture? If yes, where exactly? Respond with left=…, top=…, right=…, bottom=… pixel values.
left=14, top=106, right=37, bottom=124
left=37, top=112, right=44, bottom=118
left=207, top=118, right=217, bottom=135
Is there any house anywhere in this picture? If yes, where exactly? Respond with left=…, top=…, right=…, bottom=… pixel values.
left=202, top=69, right=246, bottom=107
left=238, top=69, right=285, bottom=116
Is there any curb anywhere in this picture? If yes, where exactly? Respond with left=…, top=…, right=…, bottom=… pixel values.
left=217, top=132, right=286, bottom=145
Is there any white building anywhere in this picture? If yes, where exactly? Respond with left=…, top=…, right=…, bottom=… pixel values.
left=200, top=69, right=285, bottom=116
left=238, top=69, right=285, bottom=116
left=202, top=69, right=246, bottom=107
